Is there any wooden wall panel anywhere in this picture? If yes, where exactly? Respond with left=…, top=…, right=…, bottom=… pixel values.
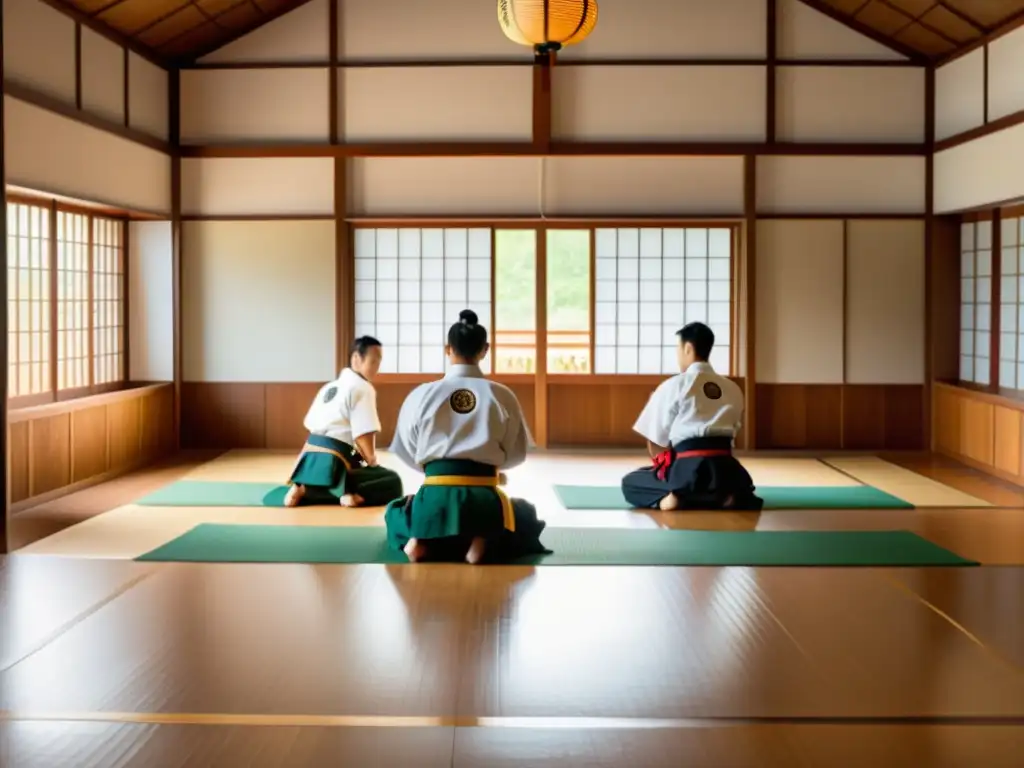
left=842, top=385, right=924, bottom=450
left=107, top=397, right=143, bottom=470
left=265, top=383, right=321, bottom=450
left=71, top=405, right=108, bottom=483
left=8, top=422, right=31, bottom=504
left=6, top=385, right=174, bottom=512
left=755, top=383, right=925, bottom=450
left=756, top=384, right=843, bottom=449
left=932, top=383, right=1024, bottom=486
left=180, top=382, right=266, bottom=449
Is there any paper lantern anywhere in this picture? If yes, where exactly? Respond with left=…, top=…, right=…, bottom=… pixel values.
left=498, top=0, right=598, bottom=54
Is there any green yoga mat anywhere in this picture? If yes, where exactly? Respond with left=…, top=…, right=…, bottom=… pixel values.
left=136, top=524, right=976, bottom=567
left=137, top=481, right=289, bottom=507
left=554, top=484, right=914, bottom=510
left=135, top=480, right=916, bottom=511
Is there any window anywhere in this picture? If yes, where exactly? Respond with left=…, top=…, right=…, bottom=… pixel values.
left=594, top=227, right=732, bottom=375
left=960, top=220, right=992, bottom=385
left=6, top=195, right=127, bottom=404
left=6, top=201, right=51, bottom=398
left=353, top=227, right=492, bottom=374
left=494, top=229, right=536, bottom=374
left=547, top=229, right=591, bottom=374
left=92, top=216, right=126, bottom=385
left=999, top=215, right=1024, bottom=390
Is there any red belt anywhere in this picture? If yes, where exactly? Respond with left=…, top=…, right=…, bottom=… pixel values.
left=652, top=448, right=731, bottom=481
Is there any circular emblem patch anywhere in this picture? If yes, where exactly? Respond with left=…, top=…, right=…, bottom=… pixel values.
left=323, top=386, right=338, bottom=403
left=449, top=389, right=477, bottom=414
left=702, top=381, right=723, bottom=401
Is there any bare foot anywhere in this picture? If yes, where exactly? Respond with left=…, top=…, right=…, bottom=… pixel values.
left=404, top=538, right=427, bottom=562
left=658, top=492, right=679, bottom=511
left=465, top=537, right=487, bottom=565
left=339, top=493, right=364, bottom=507
left=284, top=485, right=305, bottom=507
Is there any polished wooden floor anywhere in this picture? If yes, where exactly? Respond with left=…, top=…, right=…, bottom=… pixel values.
left=2, top=450, right=1024, bottom=766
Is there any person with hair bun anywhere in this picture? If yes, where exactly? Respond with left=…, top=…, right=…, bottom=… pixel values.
left=283, top=336, right=403, bottom=508
left=384, top=309, right=550, bottom=564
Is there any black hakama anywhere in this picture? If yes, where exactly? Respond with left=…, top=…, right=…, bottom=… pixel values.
left=621, top=436, right=764, bottom=511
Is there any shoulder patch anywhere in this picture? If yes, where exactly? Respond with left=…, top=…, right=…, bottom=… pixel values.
left=449, top=388, right=477, bottom=415
left=323, top=386, right=338, bottom=403
left=702, top=381, right=723, bottom=401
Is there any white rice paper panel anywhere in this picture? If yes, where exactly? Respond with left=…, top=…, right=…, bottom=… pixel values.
left=756, top=220, right=845, bottom=384
left=129, top=52, right=169, bottom=140
left=129, top=221, right=173, bottom=383
left=339, top=0, right=532, bottom=60
left=776, top=0, right=906, bottom=60
left=559, top=0, right=766, bottom=60
left=775, top=67, right=925, bottom=143
left=845, top=220, right=925, bottom=384
left=80, top=27, right=125, bottom=125
left=341, top=66, right=532, bottom=142
left=757, top=156, right=926, bottom=214
left=934, top=121, right=1024, bottom=213
left=182, top=221, right=336, bottom=383
left=544, top=157, right=744, bottom=216
left=200, top=0, right=329, bottom=63
left=987, top=26, right=1024, bottom=122
left=935, top=49, right=985, bottom=141
left=554, top=66, right=766, bottom=142
left=2, top=0, right=76, bottom=103
left=4, top=96, right=171, bottom=214
left=180, top=69, right=330, bottom=143
left=181, top=158, right=335, bottom=217
left=349, top=157, right=541, bottom=216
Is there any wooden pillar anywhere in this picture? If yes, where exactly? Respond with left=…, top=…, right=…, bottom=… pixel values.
left=533, top=51, right=553, bottom=153
left=765, top=0, right=776, bottom=143
left=532, top=46, right=552, bottom=447
left=1, top=0, right=9, bottom=552
left=169, top=70, right=182, bottom=449
left=534, top=227, right=548, bottom=448
left=330, top=0, right=352, bottom=370
left=923, top=64, right=935, bottom=449
left=743, top=155, right=758, bottom=450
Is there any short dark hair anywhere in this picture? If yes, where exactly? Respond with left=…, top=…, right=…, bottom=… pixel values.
left=350, top=336, right=382, bottom=358
left=447, top=309, right=488, bottom=359
left=677, top=322, right=714, bottom=361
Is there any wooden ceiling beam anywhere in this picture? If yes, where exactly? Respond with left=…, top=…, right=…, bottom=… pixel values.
left=42, top=0, right=171, bottom=69
left=795, top=0, right=930, bottom=63
left=177, top=0, right=318, bottom=65
left=937, top=5, right=1024, bottom=65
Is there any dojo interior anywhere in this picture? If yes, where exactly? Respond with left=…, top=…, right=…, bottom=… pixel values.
left=3, top=0, right=1024, bottom=764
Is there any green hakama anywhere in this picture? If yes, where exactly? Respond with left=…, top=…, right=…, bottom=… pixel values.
left=288, top=433, right=403, bottom=507
left=384, top=459, right=550, bottom=562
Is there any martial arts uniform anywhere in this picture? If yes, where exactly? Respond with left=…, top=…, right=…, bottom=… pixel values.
left=287, top=368, right=403, bottom=506
left=621, top=361, right=763, bottom=511
left=384, top=364, right=550, bottom=561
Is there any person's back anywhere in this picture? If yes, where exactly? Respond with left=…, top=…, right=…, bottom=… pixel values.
left=385, top=309, right=548, bottom=565
left=622, top=322, right=762, bottom=512
left=392, top=369, right=527, bottom=471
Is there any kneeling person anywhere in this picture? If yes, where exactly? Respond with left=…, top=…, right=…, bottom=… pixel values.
left=622, top=322, right=763, bottom=512
left=285, top=336, right=403, bottom=508
left=384, top=309, right=549, bottom=565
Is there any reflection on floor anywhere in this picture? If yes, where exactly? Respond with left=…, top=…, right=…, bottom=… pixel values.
left=2, top=450, right=1023, bottom=766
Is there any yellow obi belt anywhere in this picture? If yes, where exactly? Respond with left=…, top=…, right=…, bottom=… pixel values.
left=421, top=459, right=515, bottom=532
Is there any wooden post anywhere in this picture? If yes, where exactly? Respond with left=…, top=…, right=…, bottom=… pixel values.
left=1, top=0, right=9, bottom=553
left=169, top=69, right=182, bottom=449
left=743, top=155, right=758, bottom=450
